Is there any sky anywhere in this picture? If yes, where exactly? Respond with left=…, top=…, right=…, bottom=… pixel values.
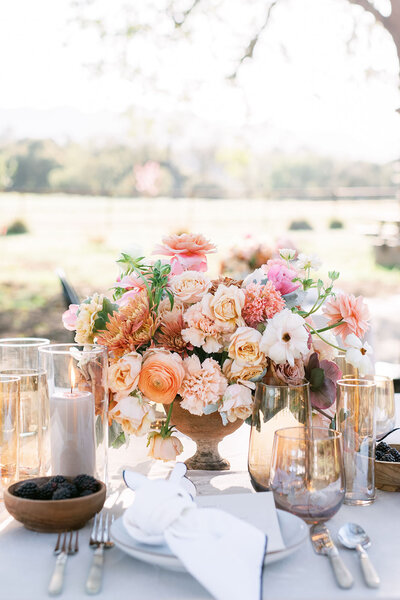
left=0, top=0, right=399, bottom=162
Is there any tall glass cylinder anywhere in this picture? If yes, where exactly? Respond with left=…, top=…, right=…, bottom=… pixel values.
left=0, top=375, right=20, bottom=498
left=248, top=382, right=311, bottom=491
left=0, top=338, right=50, bottom=370
left=364, top=375, right=394, bottom=439
left=0, top=338, right=51, bottom=477
left=336, top=378, right=376, bottom=505
left=334, top=352, right=359, bottom=378
left=39, top=344, right=108, bottom=483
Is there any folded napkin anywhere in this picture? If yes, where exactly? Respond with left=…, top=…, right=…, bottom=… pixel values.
left=123, top=475, right=267, bottom=600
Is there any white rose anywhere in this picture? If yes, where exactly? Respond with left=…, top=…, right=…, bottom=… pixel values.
left=201, top=284, right=245, bottom=327
left=219, top=384, right=253, bottom=423
left=169, top=271, right=211, bottom=304
left=109, top=393, right=155, bottom=436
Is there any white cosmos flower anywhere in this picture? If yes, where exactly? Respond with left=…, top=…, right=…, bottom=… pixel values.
left=279, top=248, right=296, bottom=261
left=260, top=308, right=309, bottom=366
left=296, top=253, right=322, bottom=271
left=344, top=334, right=373, bottom=375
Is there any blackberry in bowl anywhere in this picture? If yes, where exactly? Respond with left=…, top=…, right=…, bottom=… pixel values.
left=375, top=442, right=400, bottom=492
left=4, top=475, right=106, bottom=532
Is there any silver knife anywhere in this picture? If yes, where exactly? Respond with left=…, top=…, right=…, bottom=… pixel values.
left=310, top=524, right=354, bottom=589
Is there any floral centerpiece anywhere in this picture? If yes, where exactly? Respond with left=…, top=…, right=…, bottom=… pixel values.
left=62, top=234, right=372, bottom=467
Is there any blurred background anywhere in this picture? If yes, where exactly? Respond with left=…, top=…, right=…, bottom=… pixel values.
left=1, top=0, right=399, bottom=365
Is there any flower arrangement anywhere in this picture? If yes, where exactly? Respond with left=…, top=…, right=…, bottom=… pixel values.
left=62, top=233, right=372, bottom=461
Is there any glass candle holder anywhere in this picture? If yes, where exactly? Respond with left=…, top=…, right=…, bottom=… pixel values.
left=39, top=344, right=108, bottom=482
left=269, top=427, right=345, bottom=524
left=336, top=378, right=376, bottom=505
left=248, top=382, right=311, bottom=492
left=0, top=338, right=50, bottom=370
left=0, top=375, right=20, bottom=498
left=334, top=352, right=359, bottom=378
left=364, top=375, right=394, bottom=439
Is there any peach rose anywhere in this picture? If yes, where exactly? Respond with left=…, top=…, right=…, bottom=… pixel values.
left=109, top=393, right=155, bottom=436
left=147, top=433, right=183, bottom=461
left=138, top=349, right=185, bottom=404
left=218, top=384, right=253, bottom=423
left=202, top=284, right=245, bottom=329
left=228, top=327, right=266, bottom=367
left=169, top=271, right=211, bottom=304
left=223, top=358, right=265, bottom=385
left=108, top=352, right=142, bottom=394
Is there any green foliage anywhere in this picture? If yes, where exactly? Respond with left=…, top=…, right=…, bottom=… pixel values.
left=329, top=219, right=344, bottom=229
left=93, top=297, right=119, bottom=333
left=289, top=220, right=313, bottom=231
left=6, top=219, right=29, bottom=235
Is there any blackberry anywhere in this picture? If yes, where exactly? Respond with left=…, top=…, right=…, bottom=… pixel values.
left=52, top=483, right=78, bottom=500
left=80, top=490, right=93, bottom=497
left=38, top=481, right=58, bottom=500
left=375, top=451, right=384, bottom=461
left=389, top=448, right=400, bottom=461
left=382, top=454, right=396, bottom=462
left=14, top=482, right=39, bottom=499
left=73, top=474, right=99, bottom=493
left=50, top=475, right=67, bottom=485
left=376, top=442, right=390, bottom=453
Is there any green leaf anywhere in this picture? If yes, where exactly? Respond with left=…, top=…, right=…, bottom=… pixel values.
left=309, top=367, right=325, bottom=391
left=93, top=297, right=119, bottom=332
left=111, top=432, right=126, bottom=449
left=166, top=289, right=174, bottom=310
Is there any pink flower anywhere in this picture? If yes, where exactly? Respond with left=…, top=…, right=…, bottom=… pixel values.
left=242, top=282, right=285, bottom=327
left=117, top=274, right=147, bottom=290
left=117, top=289, right=142, bottom=307
left=147, top=433, right=183, bottom=461
left=265, top=259, right=300, bottom=296
left=322, top=294, right=370, bottom=341
left=154, top=233, right=216, bottom=275
left=272, top=359, right=305, bottom=386
left=179, top=356, right=228, bottom=416
left=62, top=304, right=79, bottom=331
left=218, top=383, right=253, bottom=423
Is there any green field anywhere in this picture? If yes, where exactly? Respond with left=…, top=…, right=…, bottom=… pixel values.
left=1, top=193, right=399, bottom=362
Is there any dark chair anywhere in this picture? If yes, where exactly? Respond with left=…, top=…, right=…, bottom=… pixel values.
left=56, top=269, right=80, bottom=309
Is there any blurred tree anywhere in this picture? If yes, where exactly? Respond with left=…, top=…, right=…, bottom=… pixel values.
left=7, top=140, right=60, bottom=192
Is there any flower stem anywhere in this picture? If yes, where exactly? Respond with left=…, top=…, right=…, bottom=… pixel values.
left=305, top=323, right=345, bottom=352
left=315, top=321, right=343, bottom=334
left=161, top=402, right=174, bottom=438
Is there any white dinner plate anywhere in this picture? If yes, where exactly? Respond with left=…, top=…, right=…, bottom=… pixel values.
left=111, top=509, right=308, bottom=572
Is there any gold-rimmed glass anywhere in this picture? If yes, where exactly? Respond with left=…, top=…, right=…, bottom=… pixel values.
left=0, top=375, right=20, bottom=498
left=336, top=378, right=376, bottom=505
left=269, top=427, right=345, bottom=524
left=248, top=382, right=311, bottom=491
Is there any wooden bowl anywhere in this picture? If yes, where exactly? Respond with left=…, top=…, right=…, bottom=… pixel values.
left=4, top=477, right=106, bottom=532
left=375, top=444, right=400, bottom=492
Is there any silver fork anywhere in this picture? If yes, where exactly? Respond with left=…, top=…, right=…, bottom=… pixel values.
left=48, top=531, right=79, bottom=596
left=86, top=511, right=114, bottom=595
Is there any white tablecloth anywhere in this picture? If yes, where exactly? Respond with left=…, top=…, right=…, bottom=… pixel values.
left=1, top=398, right=400, bottom=600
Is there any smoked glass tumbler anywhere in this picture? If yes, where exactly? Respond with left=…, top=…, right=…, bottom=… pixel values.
left=269, top=427, right=345, bottom=524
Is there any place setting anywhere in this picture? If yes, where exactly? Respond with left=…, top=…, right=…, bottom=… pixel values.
left=0, top=232, right=399, bottom=600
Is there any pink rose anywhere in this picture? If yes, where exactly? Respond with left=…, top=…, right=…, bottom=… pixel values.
left=154, top=233, right=216, bottom=275
left=62, top=304, right=79, bottom=331
left=170, top=253, right=207, bottom=275
left=265, top=259, right=300, bottom=296
left=147, top=433, right=183, bottom=461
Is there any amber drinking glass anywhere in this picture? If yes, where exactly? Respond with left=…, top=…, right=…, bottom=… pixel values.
left=0, top=337, right=51, bottom=478
left=0, top=375, right=20, bottom=498
left=248, top=382, right=311, bottom=491
left=336, top=378, right=376, bottom=505
left=269, top=427, right=345, bottom=524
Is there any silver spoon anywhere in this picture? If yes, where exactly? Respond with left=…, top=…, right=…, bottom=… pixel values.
left=338, top=523, right=380, bottom=588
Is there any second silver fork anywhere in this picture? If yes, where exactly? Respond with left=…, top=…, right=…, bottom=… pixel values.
left=85, top=511, right=114, bottom=595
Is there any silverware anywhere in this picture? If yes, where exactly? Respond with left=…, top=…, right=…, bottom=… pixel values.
left=48, top=531, right=79, bottom=596
left=85, top=511, right=114, bottom=595
left=310, top=524, right=354, bottom=589
left=338, top=523, right=380, bottom=588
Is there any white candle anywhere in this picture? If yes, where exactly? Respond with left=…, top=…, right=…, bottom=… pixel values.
left=50, top=388, right=96, bottom=477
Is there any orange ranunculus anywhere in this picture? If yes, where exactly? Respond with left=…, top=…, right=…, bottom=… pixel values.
left=138, top=349, right=185, bottom=404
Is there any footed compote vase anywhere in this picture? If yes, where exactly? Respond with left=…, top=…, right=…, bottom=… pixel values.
left=166, top=398, right=243, bottom=470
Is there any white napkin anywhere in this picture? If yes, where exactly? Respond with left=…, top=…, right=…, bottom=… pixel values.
left=123, top=475, right=267, bottom=600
